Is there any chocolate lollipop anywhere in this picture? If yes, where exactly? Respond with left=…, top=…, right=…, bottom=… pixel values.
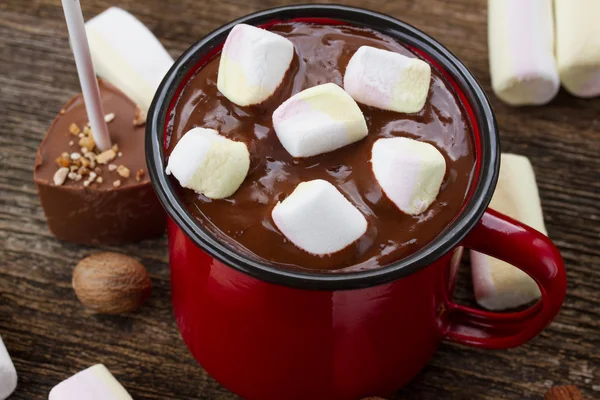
left=33, top=0, right=166, bottom=245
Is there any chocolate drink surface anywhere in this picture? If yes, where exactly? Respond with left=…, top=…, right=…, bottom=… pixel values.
left=34, top=80, right=166, bottom=245
left=167, top=22, right=476, bottom=272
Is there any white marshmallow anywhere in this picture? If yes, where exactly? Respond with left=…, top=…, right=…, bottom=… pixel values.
left=166, top=127, right=250, bottom=199
left=371, top=137, right=446, bottom=215
left=343, top=46, right=431, bottom=113
left=272, top=83, right=368, bottom=157
left=218, top=24, right=294, bottom=106
left=488, top=0, right=559, bottom=106
left=86, top=7, right=174, bottom=112
left=471, top=154, right=546, bottom=311
left=0, top=336, right=17, bottom=400
left=272, top=180, right=367, bottom=255
left=555, top=0, right=600, bottom=98
left=49, top=364, right=132, bottom=400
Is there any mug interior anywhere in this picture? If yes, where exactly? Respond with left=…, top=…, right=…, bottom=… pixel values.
left=146, top=4, right=499, bottom=291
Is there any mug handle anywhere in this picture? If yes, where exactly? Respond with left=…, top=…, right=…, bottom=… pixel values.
left=441, top=209, right=567, bottom=349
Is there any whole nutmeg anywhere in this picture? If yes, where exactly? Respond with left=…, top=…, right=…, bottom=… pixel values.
left=545, top=385, right=583, bottom=400
left=72, top=252, right=151, bottom=314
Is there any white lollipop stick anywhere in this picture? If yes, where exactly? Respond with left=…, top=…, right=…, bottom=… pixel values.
left=61, top=0, right=111, bottom=151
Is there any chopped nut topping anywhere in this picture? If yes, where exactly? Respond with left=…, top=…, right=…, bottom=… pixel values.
left=55, top=155, right=70, bottom=168
left=60, top=109, right=66, bottom=115
left=53, top=167, right=69, bottom=186
left=104, top=113, right=116, bottom=123
left=136, top=169, right=145, bottom=182
left=83, top=153, right=97, bottom=166
left=67, top=172, right=82, bottom=181
left=133, top=106, right=147, bottom=126
left=79, top=136, right=95, bottom=151
left=83, top=173, right=96, bottom=187
left=96, top=149, right=116, bottom=164
left=51, top=117, right=134, bottom=188
left=69, top=123, right=81, bottom=135
left=116, top=165, right=130, bottom=178
left=78, top=166, right=90, bottom=176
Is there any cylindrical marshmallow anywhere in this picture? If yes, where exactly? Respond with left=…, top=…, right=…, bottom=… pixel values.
left=273, top=83, right=368, bottom=158
left=49, top=364, right=132, bottom=400
left=86, top=7, right=174, bottom=112
left=0, top=336, right=17, bottom=400
left=166, top=127, right=250, bottom=199
left=371, top=137, right=446, bottom=215
left=555, top=0, right=600, bottom=98
left=218, top=24, right=294, bottom=106
left=344, top=45, right=431, bottom=113
left=471, top=154, right=546, bottom=311
left=488, top=0, right=559, bottom=105
left=272, top=180, right=367, bottom=255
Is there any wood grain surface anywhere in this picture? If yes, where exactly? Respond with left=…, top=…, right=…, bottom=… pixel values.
left=1, top=0, right=599, bottom=399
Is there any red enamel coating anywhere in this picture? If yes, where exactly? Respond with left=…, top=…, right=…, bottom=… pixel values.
left=168, top=208, right=566, bottom=399
left=170, top=219, right=451, bottom=399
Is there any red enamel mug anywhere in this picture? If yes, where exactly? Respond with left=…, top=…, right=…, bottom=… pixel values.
left=146, top=5, right=567, bottom=400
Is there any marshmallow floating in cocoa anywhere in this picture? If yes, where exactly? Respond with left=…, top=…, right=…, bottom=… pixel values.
left=344, top=45, right=431, bottom=113
left=272, top=83, right=368, bottom=157
left=471, top=154, right=545, bottom=310
left=555, top=0, right=600, bottom=98
left=166, top=127, right=250, bottom=199
left=371, top=137, right=446, bottom=215
left=488, top=0, right=559, bottom=105
left=0, top=335, right=17, bottom=400
left=86, top=7, right=174, bottom=112
left=272, top=180, right=367, bottom=255
left=218, top=23, right=294, bottom=106
left=49, top=364, right=132, bottom=400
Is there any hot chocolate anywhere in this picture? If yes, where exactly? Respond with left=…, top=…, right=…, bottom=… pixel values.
left=167, top=22, right=476, bottom=272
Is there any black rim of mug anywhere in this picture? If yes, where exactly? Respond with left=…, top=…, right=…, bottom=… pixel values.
left=146, top=4, right=500, bottom=291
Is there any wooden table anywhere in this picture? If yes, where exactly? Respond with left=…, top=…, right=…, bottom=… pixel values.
left=1, top=0, right=598, bottom=398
